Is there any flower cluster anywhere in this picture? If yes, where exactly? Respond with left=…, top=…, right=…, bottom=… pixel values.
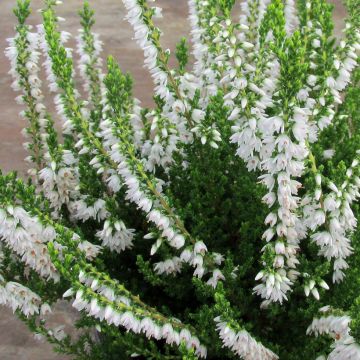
left=307, top=308, right=360, bottom=360
left=0, top=206, right=59, bottom=282
left=215, top=316, right=278, bottom=360
left=5, top=25, right=46, bottom=179
left=0, top=279, right=42, bottom=317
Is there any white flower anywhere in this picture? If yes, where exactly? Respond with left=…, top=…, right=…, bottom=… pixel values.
left=192, top=109, right=206, bottom=122
left=169, top=234, right=185, bottom=249
left=154, top=257, right=183, bottom=275
left=78, top=241, right=102, bottom=260
left=172, top=100, right=186, bottom=113
left=275, top=241, right=286, bottom=255
left=307, top=75, right=317, bottom=86
left=194, top=241, right=207, bottom=254
left=206, top=269, right=225, bottom=288
left=96, top=222, right=135, bottom=253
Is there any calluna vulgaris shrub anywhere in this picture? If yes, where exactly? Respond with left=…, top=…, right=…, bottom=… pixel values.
left=2, top=0, right=360, bottom=358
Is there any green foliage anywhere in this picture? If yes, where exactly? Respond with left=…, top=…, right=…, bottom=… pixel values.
left=175, top=37, right=189, bottom=74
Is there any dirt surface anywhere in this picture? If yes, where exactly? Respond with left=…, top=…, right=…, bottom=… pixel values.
left=0, top=1, right=347, bottom=359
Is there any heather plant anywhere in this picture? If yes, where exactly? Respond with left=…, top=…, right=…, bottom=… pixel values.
left=2, top=0, right=360, bottom=358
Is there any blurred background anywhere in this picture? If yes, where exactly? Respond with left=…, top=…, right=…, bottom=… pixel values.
left=0, top=1, right=347, bottom=359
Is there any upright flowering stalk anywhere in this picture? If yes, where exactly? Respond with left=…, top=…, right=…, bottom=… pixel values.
left=249, top=1, right=310, bottom=304
left=121, top=0, right=189, bottom=172
left=25, top=15, right=81, bottom=215
left=76, top=1, right=105, bottom=132
left=5, top=1, right=46, bottom=179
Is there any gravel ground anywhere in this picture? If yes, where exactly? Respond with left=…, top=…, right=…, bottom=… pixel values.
left=0, top=1, right=347, bottom=359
